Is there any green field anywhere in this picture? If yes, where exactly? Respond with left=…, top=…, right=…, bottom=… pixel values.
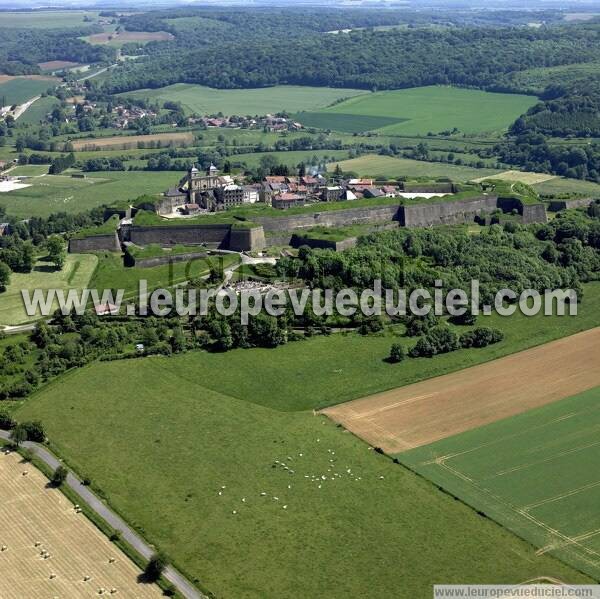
left=399, top=385, right=600, bottom=580
left=0, top=77, right=57, bottom=106
left=0, top=170, right=181, bottom=219
left=533, top=176, right=600, bottom=197
left=0, top=10, right=101, bottom=28
left=233, top=149, right=349, bottom=169
left=7, top=164, right=49, bottom=176
left=123, top=84, right=369, bottom=116
left=18, top=95, right=60, bottom=125
left=16, top=361, right=592, bottom=598
left=0, top=253, right=97, bottom=326
left=296, top=86, right=537, bottom=135
left=330, top=154, right=502, bottom=181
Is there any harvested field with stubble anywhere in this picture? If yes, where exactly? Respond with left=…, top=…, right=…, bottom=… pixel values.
left=70, top=131, right=194, bottom=151
left=0, top=450, right=161, bottom=599
left=323, top=327, right=600, bottom=453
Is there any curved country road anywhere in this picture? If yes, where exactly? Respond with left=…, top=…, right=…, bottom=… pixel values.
left=0, top=430, right=204, bottom=599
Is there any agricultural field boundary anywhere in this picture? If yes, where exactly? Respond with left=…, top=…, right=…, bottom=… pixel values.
left=322, top=327, right=600, bottom=452
left=398, top=386, right=600, bottom=582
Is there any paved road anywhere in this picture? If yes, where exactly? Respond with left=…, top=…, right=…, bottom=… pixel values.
left=13, top=96, right=41, bottom=120
left=0, top=430, right=204, bottom=599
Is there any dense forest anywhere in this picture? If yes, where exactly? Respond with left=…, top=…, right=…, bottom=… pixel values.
left=0, top=27, right=115, bottom=75
left=99, top=25, right=600, bottom=93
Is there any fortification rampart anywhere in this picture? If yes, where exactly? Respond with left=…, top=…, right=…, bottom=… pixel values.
left=548, top=198, right=594, bottom=211
left=71, top=194, right=548, bottom=254
left=257, top=204, right=402, bottom=232
left=399, top=195, right=499, bottom=227
left=69, top=233, right=121, bottom=253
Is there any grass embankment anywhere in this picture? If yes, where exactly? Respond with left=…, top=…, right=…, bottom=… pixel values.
left=72, top=214, right=120, bottom=239
left=89, top=251, right=239, bottom=298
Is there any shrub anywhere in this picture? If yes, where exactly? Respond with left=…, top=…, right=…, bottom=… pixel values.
left=51, top=465, right=68, bottom=487
left=409, top=327, right=459, bottom=358
left=460, top=327, right=504, bottom=349
left=388, top=343, right=406, bottom=363
left=404, top=313, right=438, bottom=337
left=0, top=410, right=16, bottom=430
left=22, top=420, right=46, bottom=443
left=145, top=552, right=168, bottom=582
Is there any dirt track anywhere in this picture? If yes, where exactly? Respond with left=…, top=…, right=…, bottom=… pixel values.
left=322, top=328, right=600, bottom=453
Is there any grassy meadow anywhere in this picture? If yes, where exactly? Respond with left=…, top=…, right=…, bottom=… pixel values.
left=399, top=385, right=600, bottom=580
left=297, top=86, right=538, bottom=135
left=0, top=76, right=58, bottom=105
left=16, top=359, right=593, bottom=599
left=0, top=253, right=97, bottom=326
left=17, top=95, right=61, bottom=125
left=0, top=170, right=181, bottom=219
left=123, top=84, right=369, bottom=116
left=330, top=154, right=502, bottom=181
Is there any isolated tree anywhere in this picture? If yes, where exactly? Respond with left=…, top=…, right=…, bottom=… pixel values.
left=51, top=465, right=68, bottom=487
left=145, top=552, right=168, bottom=581
left=46, top=236, right=66, bottom=270
left=388, top=343, right=405, bottom=363
left=10, top=424, right=27, bottom=447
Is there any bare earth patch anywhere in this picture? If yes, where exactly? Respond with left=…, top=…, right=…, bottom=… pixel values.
left=38, top=60, right=80, bottom=71
left=85, top=31, right=174, bottom=44
left=71, top=131, right=194, bottom=151
left=471, top=169, right=556, bottom=185
left=0, top=450, right=161, bottom=598
left=322, top=327, right=600, bottom=453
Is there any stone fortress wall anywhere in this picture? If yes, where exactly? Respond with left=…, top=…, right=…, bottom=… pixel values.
left=71, top=193, right=547, bottom=254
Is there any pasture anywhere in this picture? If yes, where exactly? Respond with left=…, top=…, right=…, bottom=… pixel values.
left=0, top=170, right=180, bottom=219
left=0, top=76, right=58, bottom=106
left=0, top=10, right=101, bottom=29
left=0, top=254, right=97, bottom=326
left=323, top=327, right=600, bottom=453
left=16, top=361, right=591, bottom=598
left=123, top=84, right=369, bottom=116
left=399, top=385, right=600, bottom=581
left=297, top=86, right=537, bottom=135
left=330, top=154, right=501, bottom=181
left=70, top=131, right=195, bottom=151
left=0, top=450, right=161, bottom=598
